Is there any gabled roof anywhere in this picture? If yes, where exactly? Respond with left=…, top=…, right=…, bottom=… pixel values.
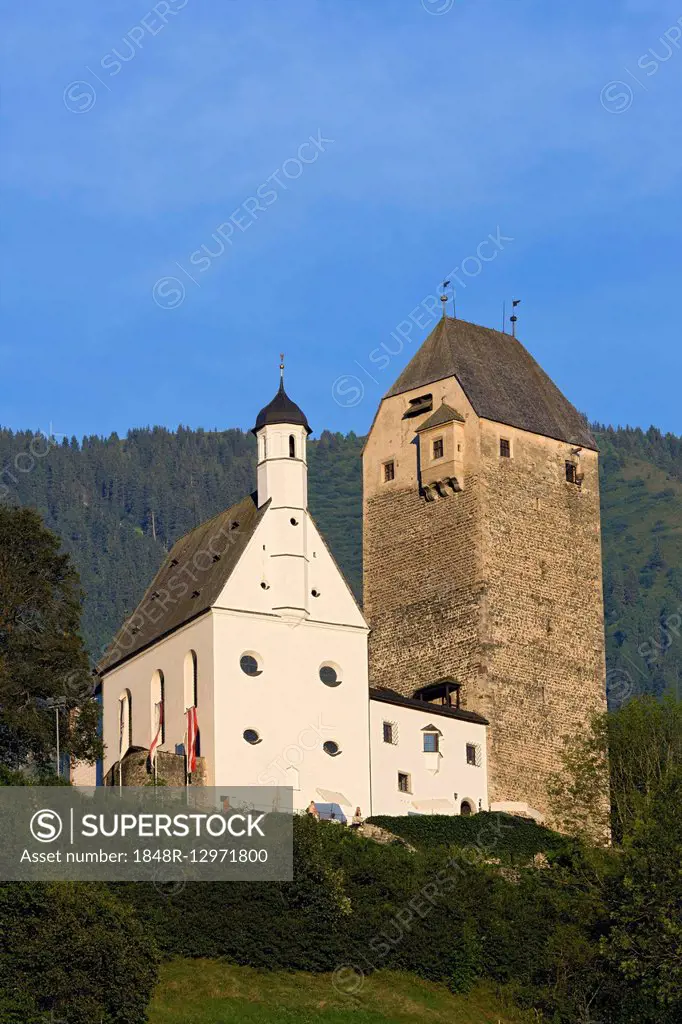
left=384, top=317, right=596, bottom=450
left=98, top=492, right=269, bottom=675
left=414, top=401, right=465, bottom=432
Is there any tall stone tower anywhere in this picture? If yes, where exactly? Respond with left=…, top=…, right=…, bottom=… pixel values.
left=363, top=316, right=607, bottom=821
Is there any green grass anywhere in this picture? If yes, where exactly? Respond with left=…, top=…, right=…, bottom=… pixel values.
left=149, top=960, right=534, bottom=1023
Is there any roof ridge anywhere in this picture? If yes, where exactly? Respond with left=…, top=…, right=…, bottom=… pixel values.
left=383, top=316, right=596, bottom=449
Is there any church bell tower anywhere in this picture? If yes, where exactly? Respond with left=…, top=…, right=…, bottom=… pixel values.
left=252, top=357, right=312, bottom=619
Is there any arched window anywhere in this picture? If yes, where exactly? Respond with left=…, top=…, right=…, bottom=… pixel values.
left=118, top=689, right=132, bottom=757
left=151, top=670, right=165, bottom=745
left=460, top=799, right=474, bottom=816
left=289, top=434, right=295, bottom=458
left=184, top=650, right=198, bottom=709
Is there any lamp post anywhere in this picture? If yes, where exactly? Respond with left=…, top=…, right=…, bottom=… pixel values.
left=43, top=697, right=67, bottom=778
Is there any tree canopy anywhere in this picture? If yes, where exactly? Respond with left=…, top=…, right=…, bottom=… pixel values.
left=0, top=505, right=101, bottom=770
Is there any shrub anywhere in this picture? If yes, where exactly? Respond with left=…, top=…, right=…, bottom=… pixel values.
left=0, top=881, right=158, bottom=1024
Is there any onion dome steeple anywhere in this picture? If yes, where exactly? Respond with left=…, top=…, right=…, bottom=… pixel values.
left=252, top=355, right=312, bottom=436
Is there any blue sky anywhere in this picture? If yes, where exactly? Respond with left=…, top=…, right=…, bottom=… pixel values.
left=2, top=0, right=682, bottom=440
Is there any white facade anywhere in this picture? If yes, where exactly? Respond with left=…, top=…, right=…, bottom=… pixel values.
left=369, top=697, right=488, bottom=817
left=98, top=380, right=489, bottom=818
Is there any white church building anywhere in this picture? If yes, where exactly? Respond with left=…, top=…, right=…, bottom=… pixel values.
left=97, top=371, right=489, bottom=818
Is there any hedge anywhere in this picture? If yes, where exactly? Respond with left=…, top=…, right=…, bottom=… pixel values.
left=366, top=812, right=567, bottom=864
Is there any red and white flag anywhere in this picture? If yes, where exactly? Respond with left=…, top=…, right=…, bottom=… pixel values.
left=186, top=706, right=199, bottom=775
left=149, top=701, right=164, bottom=768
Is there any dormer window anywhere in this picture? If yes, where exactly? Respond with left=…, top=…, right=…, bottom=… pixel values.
left=289, top=435, right=296, bottom=458
left=432, top=438, right=444, bottom=460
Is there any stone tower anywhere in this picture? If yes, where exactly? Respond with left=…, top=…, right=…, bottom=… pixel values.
left=363, top=316, right=607, bottom=821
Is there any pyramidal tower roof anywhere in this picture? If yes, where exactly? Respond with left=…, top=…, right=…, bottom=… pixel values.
left=385, top=317, right=596, bottom=449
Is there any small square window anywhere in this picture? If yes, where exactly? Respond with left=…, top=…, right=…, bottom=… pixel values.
left=383, top=721, right=393, bottom=744
left=423, top=732, right=439, bottom=753
left=565, top=461, right=577, bottom=484
left=500, top=438, right=511, bottom=458
left=398, top=772, right=411, bottom=793
left=466, top=743, right=480, bottom=766
left=432, top=438, right=444, bottom=460
left=383, top=461, right=395, bottom=483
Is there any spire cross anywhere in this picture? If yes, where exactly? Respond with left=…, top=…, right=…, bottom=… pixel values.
left=279, top=353, right=285, bottom=387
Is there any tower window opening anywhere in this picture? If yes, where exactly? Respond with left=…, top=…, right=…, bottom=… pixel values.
left=565, top=461, right=578, bottom=484
left=383, top=461, right=395, bottom=483
left=500, top=438, right=511, bottom=458
left=432, top=438, right=444, bottom=460
left=403, top=393, right=433, bottom=418
left=397, top=772, right=411, bottom=793
left=289, top=435, right=296, bottom=458
left=383, top=721, right=395, bottom=744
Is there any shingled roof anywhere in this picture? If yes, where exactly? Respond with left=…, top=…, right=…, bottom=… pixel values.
left=414, top=401, right=465, bottom=432
left=385, top=317, right=596, bottom=449
left=98, top=492, right=268, bottom=675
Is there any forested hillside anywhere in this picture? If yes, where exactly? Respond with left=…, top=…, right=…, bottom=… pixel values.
left=1, top=422, right=679, bottom=703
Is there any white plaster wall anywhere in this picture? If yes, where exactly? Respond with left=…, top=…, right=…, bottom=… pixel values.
left=256, top=423, right=308, bottom=509
left=100, top=614, right=214, bottom=778
left=369, top=700, right=488, bottom=816
left=212, top=503, right=371, bottom=813
left=211, top=607, right=371, bottom=814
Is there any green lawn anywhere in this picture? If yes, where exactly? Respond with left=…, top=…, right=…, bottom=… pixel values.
left=149, top=959, right=534, bottom=1023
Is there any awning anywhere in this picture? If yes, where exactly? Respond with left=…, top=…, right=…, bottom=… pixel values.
left=316, top=788, right=351, bottom=808
left=411, top=798, right=455, bottom=813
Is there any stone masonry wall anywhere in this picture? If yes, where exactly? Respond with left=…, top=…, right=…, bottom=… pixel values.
left=363, top=380, right=607, bottom=824
left=475, top=421, right=607, bottom=816
left=104, top=748, right=207, bottom=787
left=364, top=480, right=483, bottom=697
left=363, top=376, right=484, bottom=700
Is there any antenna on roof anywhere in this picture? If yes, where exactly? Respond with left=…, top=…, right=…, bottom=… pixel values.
left=279, top=352, right=285, bottom=387
left=441, top=280, right=455, bottom=320
left=440, top=283, right=449, bottom=320
left=509, top=299, right=521, bottom=338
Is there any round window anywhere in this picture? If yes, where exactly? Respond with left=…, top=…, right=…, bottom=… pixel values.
left=323, top=740, right=340, bottom=756
left=240, top=653, right=262, bottom=676
left=243, top=729, right=261, bottom=745
left=319, top=664, right=340, bottom=687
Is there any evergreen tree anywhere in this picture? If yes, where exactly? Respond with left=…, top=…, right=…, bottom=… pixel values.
left=0, top=505, right=101, bottom=769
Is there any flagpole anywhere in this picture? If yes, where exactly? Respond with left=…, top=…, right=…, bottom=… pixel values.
left=118, top=699, right=124, bottom=796
left=185, top=708, right=190, bottom=803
